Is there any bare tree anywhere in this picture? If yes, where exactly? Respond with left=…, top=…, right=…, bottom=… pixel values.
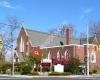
left=48, top=23, right=77, bottom=37
left=58, top=24, right=67, bottom=36
left=0, top=16, right=20, bottom=75
left=80, top=32, right=87, bottom=38
left=0, top=16, right=20, bottom=57
left=89, top=22, right=100, bottom=37
left=48, top=28, right=58, bottom=35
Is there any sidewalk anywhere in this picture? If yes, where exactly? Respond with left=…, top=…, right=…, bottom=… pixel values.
left=92, top=74, right=100, bottom=77
left=0, top=74, right=98, bottom=78
left=0, top=74, right=34, bottom=78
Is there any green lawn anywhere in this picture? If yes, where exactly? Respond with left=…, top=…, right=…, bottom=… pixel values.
left=96, top=70, right=100, bottom=74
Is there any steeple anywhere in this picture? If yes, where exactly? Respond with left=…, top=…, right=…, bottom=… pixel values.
left=20, top=21, right=24, bottom=28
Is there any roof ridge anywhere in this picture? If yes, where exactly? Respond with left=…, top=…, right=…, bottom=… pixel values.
left=81, top=36, right=94, bottom=38
left=25, top=28, right=66, bottom=38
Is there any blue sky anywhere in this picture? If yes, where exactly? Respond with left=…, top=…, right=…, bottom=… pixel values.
left=0, top=0, right=100, bottom=35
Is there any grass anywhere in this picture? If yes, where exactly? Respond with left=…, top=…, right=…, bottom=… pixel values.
left=96, top=70, right=100, bottom=74
left=48, top=72, right=72, bottom=76
left=31, top=72, right=39, bottom=75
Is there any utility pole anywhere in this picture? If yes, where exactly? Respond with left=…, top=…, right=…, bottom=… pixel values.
left=87, top=24, right=89, bottom=76
left=11, top=31, right=14, bottom=75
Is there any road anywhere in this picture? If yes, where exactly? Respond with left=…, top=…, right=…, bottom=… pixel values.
left=0, top=76, right=100, bottom=80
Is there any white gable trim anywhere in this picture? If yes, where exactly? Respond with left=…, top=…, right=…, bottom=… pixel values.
left=24, top=29, right=33, bottom=47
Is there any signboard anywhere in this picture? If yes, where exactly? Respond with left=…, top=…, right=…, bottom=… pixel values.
left=54, top=64, right=64, bottom=72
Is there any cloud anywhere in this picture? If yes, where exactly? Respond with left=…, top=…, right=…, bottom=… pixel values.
left=0, top=1, right=14, bottom=8
left=79, top=8, right=93, bottom=20
left=0, top=1, right=22, bottom=9
left=83, top=8, right=93, bottom=14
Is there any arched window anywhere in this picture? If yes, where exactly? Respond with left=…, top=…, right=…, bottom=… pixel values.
left=64, top=50, right=70, bottom=59
left=64, top=50, right=67, bottom=59
left=57, top=50, right=61, bottom=59
left=90, top=52, right=96, bottom=63
left=48, top=51, right=51, bottom=59
left=20, top=37, right=24, bottom=52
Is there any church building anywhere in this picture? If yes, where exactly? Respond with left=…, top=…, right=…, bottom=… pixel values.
left=15, top=24, right=100, bottom=72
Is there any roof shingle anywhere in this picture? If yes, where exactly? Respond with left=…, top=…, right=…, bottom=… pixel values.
left=25, top=29, right=79, bottom=47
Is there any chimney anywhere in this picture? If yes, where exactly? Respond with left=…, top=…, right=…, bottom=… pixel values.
left=66, top=27, right=71, bottom=45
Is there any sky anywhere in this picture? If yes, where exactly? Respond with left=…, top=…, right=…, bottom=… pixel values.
left=0, top=0, right=100, bottom=35
left=0, top=0, right=100, bottom=60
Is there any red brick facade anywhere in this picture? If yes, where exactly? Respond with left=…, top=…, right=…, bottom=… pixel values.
left=16, top=27, right=100, bottom=71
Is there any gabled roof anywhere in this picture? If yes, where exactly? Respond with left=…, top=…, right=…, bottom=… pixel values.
left=25, top=29, right=79, bottom=47
left=80, top=36, right=99, bottom=45
left=80, top=37, right=94, bottom=45
left=96, top=36, right=100, bottom=44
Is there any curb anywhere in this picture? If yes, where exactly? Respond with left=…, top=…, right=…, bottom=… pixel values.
left=0, top=74, right=95, bottom=78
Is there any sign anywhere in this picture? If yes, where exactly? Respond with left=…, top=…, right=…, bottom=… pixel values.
left=54, top=64, right=64, bottom=72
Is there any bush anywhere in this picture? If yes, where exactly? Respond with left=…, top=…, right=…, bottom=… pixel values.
left=93, top=70, right=97, bottom=73
left=64, top=65, right=69, bottom=72
left=42, top=67, right=49, bottom=72
left=65, top=58, right=80, bottom=74
left=31, top=72, right=39, bottom=75
left=61, top=72, right=72, bottom=75
left=0, top=61, right=12, bottom=74
left=6, top=69, right=11, bottom=75
left=96, top=70, right=100, bottom=74
left=48, top=72, right=72, bottom=76
left=89, top=71, right=92, bottom=74
left=21, top=64, right=31, bottom=75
